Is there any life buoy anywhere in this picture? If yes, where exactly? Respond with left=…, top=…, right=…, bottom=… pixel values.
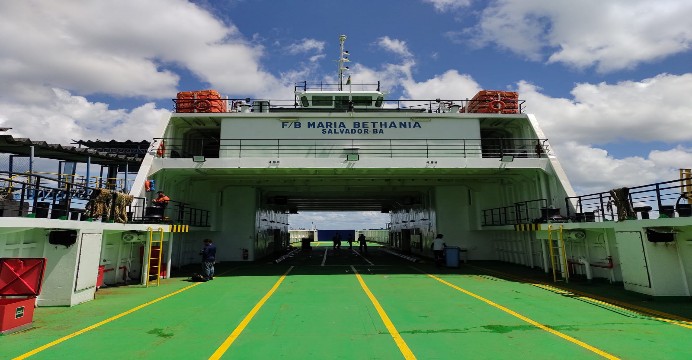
left=194, top=99, right=211, bottom=112
left=156, top=140, right=165, bottom=157
left=489, top=100, right=505, bottom=111
left=145, top=180, right=151, bottom=191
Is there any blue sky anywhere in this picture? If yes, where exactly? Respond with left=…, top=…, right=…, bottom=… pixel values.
left=0, top=0, right=691, bottom=229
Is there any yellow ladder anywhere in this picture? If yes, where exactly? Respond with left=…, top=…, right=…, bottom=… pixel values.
left=547, top=225, right=569, bottom=283
left=146, top=227, right=165, bottom=287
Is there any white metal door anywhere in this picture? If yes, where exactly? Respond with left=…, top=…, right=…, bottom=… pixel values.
left=74, top=233, right=103, bottom=292
left=615, top=231, right=651, bottom=288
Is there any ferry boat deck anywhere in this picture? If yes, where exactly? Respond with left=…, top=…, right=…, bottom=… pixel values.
left=3, top=243, right=690, bottom=360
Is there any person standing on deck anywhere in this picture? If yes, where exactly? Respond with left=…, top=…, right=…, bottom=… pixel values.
left=431, top=234, right=446, bottom=266
left=358, top=233, right=367, bottom=253
left=200, top=239, right=216, bottom=280
left=347, top=233, right=354, bottom=250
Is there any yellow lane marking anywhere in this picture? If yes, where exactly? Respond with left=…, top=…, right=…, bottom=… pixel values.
left=209, top=266, right=294, bottom=360
left=13, top=282, right=204, bottom=360
left=470, top=264, right=692, bottom=329
left=421, top=271, right=619, bottom=360
left=350, top=265, right=416, bottom=360
left=531, top=283, right=692, bottom=329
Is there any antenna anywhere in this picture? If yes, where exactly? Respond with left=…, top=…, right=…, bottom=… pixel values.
left=338, top=34, right=349, bottom=91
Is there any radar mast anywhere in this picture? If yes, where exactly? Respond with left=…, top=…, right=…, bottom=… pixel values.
left=338, top=35, right=349, bottom=91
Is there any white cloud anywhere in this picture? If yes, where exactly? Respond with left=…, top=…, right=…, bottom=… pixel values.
left=551, top=142, right=691, bottom=195
left=518, top=73, right=692, bottom=145
left=423, top=0, right=472, bottom=12
left=402, top=70, right=481, bottom=100
left=376, top=36, right=413, bottom=58
left=551, top=142, right=658, bottom=194
left=0, top=0, right=302, bottom=145
left=0, top=0, right=283, bottom=99
left=472, top=0, right=692, bottom=72
left=333, top=59, right=417, bottom=97
left=286, top=39, right=326, bottom=55
left=0, top=89, right=169, bottom=144
left=649, top=146, right=692, bottom=170
left=309, top=54, right=327, bottom=63
left=517, top=74, right=692, bottom=193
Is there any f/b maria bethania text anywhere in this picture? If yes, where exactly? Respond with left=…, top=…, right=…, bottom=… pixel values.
left=281, top=120, right=422, bottom=134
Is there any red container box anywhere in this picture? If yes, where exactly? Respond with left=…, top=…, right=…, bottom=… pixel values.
left=0, top=258, right=47, bottom=334
left=0, top=298, right=36, bottom=334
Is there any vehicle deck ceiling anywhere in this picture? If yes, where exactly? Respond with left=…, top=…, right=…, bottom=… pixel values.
left=163, top=167, right=538, bottom=212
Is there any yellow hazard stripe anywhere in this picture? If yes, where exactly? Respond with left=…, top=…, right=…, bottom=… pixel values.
left=514, top=223, right=542, bottom=231
left=168, top=224, right=189, bottom=233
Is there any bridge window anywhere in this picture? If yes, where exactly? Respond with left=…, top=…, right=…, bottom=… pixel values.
left=312, top=96, right=333, bottom=107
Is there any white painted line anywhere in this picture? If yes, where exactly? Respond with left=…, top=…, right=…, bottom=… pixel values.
left=321, top=248, right=328, bottom=266
left=354, top=249, right=374, bottom=265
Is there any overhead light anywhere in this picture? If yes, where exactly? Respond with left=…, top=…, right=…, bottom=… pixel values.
left=193, top=156, right=206, bottom=163
left=346, top=154, right=359, bottom=161
left=500, top=155, right=514, bottom=162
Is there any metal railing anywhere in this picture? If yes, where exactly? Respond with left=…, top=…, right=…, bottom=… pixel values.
left=0, top=171, right=145, bottom=222
left=482, top=199, right=548, bottom=226
left=566, top=177, right=692, bottom=221
left=130, top=200, right=210, bottom=227
left=153, top=138, right=550, bottom=160
left=0, top=171, right=210, bottom=226
left=482, top=177, right=692, bottom=226
left=173, top=97, right=527, bottom=114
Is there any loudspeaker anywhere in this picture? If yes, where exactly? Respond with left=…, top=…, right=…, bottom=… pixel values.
left=646, top=228, right=675, bottom=243
left=49, top=230, right=78, bottom=247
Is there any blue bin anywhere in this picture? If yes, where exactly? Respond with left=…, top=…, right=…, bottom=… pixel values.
left=445, top=246, right=461, bottom=268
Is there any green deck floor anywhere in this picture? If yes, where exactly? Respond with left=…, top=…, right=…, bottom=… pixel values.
left=2, top=243, right=690, bottom=359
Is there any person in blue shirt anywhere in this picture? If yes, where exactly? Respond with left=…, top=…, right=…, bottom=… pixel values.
left=200, top=239, right=216, bottom=280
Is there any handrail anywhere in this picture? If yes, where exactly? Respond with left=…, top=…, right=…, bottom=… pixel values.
left=153, top=137, right=550, bottom=160
left=7, top=171, right=135, bottom=191
left=0, top=171, right=210, bottom=226
left=482, top=177, right=692, bottom=226
left=565, top=177, right=692, bottom=221
left=482, top=198, right=548, bottom=226
left=0, top=171, right=145, bottom=222
left=172, top=97, right=527, bottom=113
left=131, top=199, right=210, bottom=227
